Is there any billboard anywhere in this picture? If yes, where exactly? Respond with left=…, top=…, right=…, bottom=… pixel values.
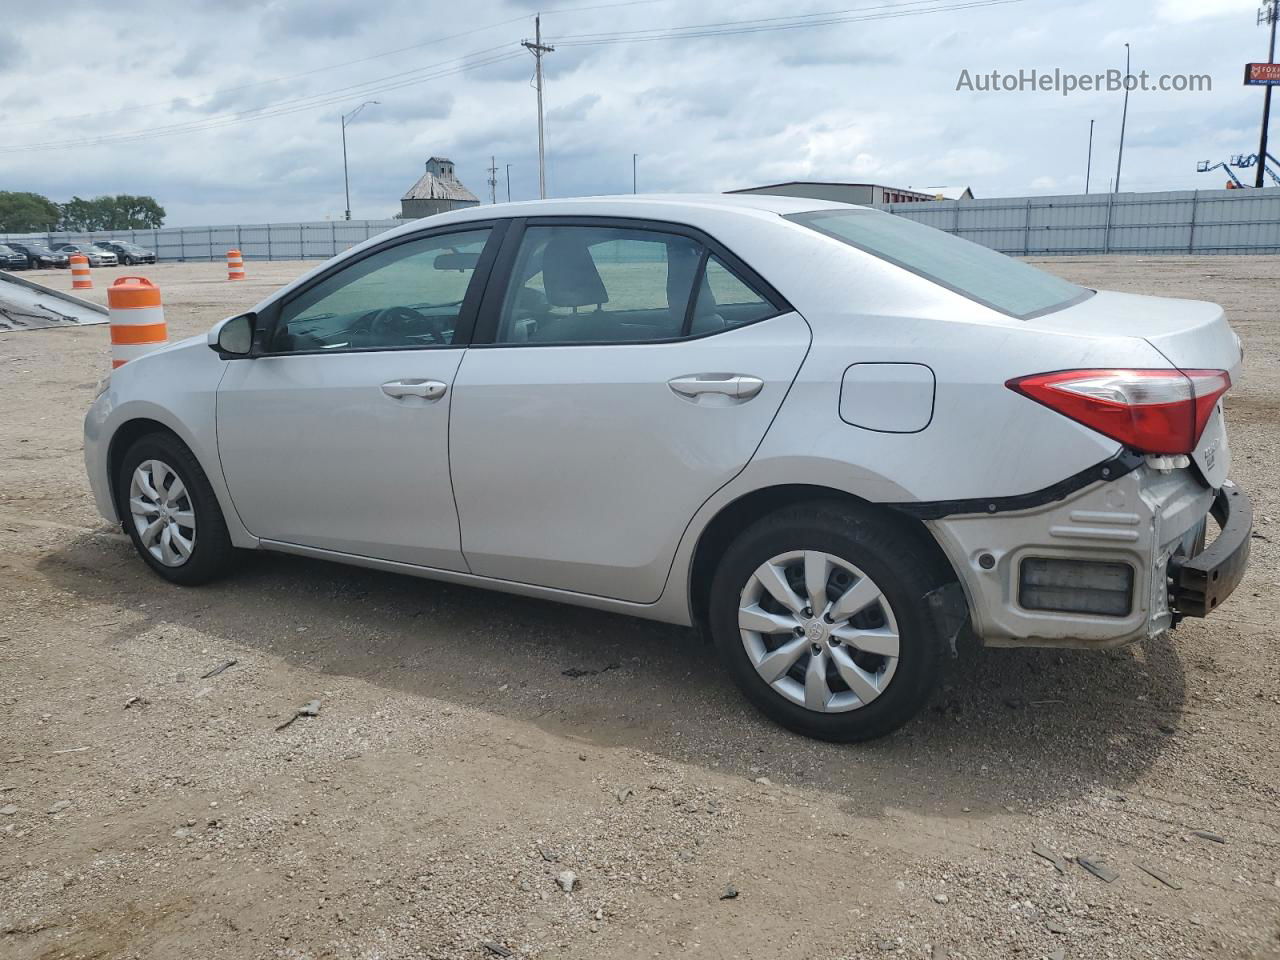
left=1244, top=62, right=1280, bottom=85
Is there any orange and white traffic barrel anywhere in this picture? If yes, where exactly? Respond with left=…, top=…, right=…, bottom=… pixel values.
left=107, top=277, right=168, bottom=369
left=226, top=249, right=245, bottom=280
left=70, top=254, right=93, bottom=289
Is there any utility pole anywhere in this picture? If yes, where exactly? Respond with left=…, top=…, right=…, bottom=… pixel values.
left=506, top=164, right=512, bottom=202
left=1086, top=119, right=1095, bottom=194
left=522, top=14, right=554, bottom=199
left=1256, top=1, right=1278, bottom=188
left=1114, top=42, right=1130, bottom=193
left=487, top=155, right=498, bottom=204
left=340, top=100, right=379, bottom=221
left=632, top=153, right=638, bottom=193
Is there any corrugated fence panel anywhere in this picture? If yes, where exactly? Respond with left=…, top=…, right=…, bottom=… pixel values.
left=1, top=219, right=404, bottom=263
left=7, top=198, right=1280, bottom=259
left=885, top=187, right=1280, bottom=256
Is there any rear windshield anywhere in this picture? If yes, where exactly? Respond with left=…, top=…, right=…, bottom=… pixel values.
left=786, top=208, right=1090, bottom=319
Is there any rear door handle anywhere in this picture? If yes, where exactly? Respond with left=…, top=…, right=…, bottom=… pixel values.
left=668, top=374, right=764, bottom=401
left=381, top=379, right=447, bottom=400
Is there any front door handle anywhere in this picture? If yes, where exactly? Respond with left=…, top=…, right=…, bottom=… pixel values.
left=668, top=374, right=764, bottom=401
left=381, top=379, right=447, bottom=401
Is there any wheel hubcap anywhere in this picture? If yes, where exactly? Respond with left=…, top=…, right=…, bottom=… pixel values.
left=738, top=550, right=900, bottom=713
left=128, top=459, right=196, bottom=567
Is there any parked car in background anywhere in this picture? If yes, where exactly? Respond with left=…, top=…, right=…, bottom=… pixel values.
left=0, top=244, right=29, bottom=270
left=6, top=241, right=70, bottom=269
left=55, top=242, right=119, bottom=267
left=94, top=240, right=157, bottom=265
left=83, top=195, right=1252, bottom=742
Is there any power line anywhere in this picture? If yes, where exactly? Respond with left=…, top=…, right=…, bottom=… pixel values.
left=0, top=0, right=1032, bottom=155
left=0, top=0, right=675, bottom=132
left=0, top=48, right=523, bottom=154
left=550, top=0, right=1031, bottom=45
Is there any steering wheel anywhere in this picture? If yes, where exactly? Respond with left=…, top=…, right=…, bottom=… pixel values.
left=366, top=305, right=450, bottom=345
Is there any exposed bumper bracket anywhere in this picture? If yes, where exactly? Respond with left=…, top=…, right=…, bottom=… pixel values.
left=1169, top=482, right=1252, bottom=618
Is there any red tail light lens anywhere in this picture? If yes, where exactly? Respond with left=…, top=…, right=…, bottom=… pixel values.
left=1006, top=368, right=1230, bottom=455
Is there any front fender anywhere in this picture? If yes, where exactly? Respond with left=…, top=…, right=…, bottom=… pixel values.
left=85, top=340, right=258, bottom=548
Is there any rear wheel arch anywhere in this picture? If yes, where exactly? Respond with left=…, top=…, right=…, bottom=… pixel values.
left=686, top=484, right=962, bottom=633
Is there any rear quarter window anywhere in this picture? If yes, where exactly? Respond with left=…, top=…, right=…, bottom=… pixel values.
left=786, top=208, right=1090, bottom=319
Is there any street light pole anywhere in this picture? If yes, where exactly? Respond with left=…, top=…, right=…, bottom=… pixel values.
left=506, top=164, right=512, bottom=202
left=1114, top=43, right=1130, bottom=194
left=341, top=100, right=379, bottom=221
left=1086, top=119, right=1094, bottom=194
left=632, top=153, right=638, bottom=193
left=1256, top=0, right=1278, bottom=188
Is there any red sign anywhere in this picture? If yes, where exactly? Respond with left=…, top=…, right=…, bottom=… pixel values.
left=1245, top=62, right=1280, bottom=85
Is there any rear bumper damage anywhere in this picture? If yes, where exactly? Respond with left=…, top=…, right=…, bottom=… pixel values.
left=1168, top=481, right=1252, bottom=619
left=922, top=462, right=1250, bottom=650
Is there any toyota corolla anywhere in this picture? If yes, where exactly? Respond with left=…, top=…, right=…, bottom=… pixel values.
left=83, top=195, right=1251, bottom=741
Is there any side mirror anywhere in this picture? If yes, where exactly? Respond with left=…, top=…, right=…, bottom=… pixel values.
left=208, top=313, right=255, bottom=357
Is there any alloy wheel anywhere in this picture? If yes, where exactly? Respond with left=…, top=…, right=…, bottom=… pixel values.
left=129, top=459, right=196, bottom=567
left=738, top=550, right=900, bottom=713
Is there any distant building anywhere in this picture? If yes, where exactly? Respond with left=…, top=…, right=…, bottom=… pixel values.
left=727, top=181, right=971, bottom=206
left=399, top=157, right=480, bottom=219
left=923, top=185, right=976, bottom=200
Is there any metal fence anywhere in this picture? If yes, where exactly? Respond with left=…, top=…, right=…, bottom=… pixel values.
left=883, top=187, right=1280, bottom=256
left=6, top=187, right=1280, bottom=262
left=1, top=219, right=404, bottom=262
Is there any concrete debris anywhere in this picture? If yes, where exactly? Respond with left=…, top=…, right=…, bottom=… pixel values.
left=47, top=800, right=71, bottom=815
left=481, top=942, right=514, bottom=958
left=1076, top=856, right=1118, bottom=883
left=1191, top=830, right=1227, bottom=844
left=201, top=659, right=238, bottom=679
left=720, top=883, right=739, bottom=900
left=275, top=699, right=321, bottom=731
left=556, top=870, right=577, bottom=893
left=1033, top=843, right=1068, bottom=874
left=1136, top=863, right=1183, bottom=889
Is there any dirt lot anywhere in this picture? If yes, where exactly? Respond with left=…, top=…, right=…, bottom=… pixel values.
left=1, top=257, right=1278, bottom=960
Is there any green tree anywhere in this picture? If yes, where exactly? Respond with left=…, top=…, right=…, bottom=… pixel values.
left=58, top=194, right=166, bottom=231
left=0, top=191, right=62, bottom=232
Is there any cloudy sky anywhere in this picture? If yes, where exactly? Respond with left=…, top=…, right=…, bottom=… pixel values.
left=0, top=0, right=1270, bottom=225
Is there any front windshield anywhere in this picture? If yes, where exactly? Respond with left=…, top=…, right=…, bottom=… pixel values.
left=786, top=208, right=1090, bottom=319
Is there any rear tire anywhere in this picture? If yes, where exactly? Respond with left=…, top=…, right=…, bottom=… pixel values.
left=116, top=432, right=235, bottom=585
left=708, top=500, right=949, bottom=742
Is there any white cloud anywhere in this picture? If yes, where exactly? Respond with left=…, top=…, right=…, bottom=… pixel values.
left=0, top=0, right=1267, bottom=224
left=1156, top=0, right=1257, bottom=24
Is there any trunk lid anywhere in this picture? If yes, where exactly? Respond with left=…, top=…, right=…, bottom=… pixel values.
left=1029, top=289, right=1244, bottom=375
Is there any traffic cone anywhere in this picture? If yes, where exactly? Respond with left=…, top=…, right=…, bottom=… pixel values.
left=70, top=254, right=93, bottom=290
left=227, top=249, right=245, bottom=280
left=107, top=277, right=168, bottom=369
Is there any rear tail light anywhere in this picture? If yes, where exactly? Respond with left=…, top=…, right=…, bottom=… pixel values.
left=1006, top=368, right=1230, bottom=455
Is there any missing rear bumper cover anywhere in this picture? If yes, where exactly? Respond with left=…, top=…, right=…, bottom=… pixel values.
left=1169, top=482, right=1252, bottom=618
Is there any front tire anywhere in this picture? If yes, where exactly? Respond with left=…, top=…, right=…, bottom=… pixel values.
left=708, top=501, right=949, bottom=742
left=116, top=432, right=235, bottom=585
left=123, top=255, right=136, bottom=265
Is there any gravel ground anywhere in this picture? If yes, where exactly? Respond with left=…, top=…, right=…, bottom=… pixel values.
left=1, top=257, right=1277, bottom=960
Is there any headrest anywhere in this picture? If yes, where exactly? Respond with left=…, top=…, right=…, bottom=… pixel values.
left=542, top=234, right=608, bottom=308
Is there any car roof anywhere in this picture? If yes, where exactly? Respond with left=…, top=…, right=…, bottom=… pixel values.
left=387, top=192, right=860, bottom=235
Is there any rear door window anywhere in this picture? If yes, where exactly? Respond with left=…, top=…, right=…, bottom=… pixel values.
left=495, top=224, right=783, bottom=344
